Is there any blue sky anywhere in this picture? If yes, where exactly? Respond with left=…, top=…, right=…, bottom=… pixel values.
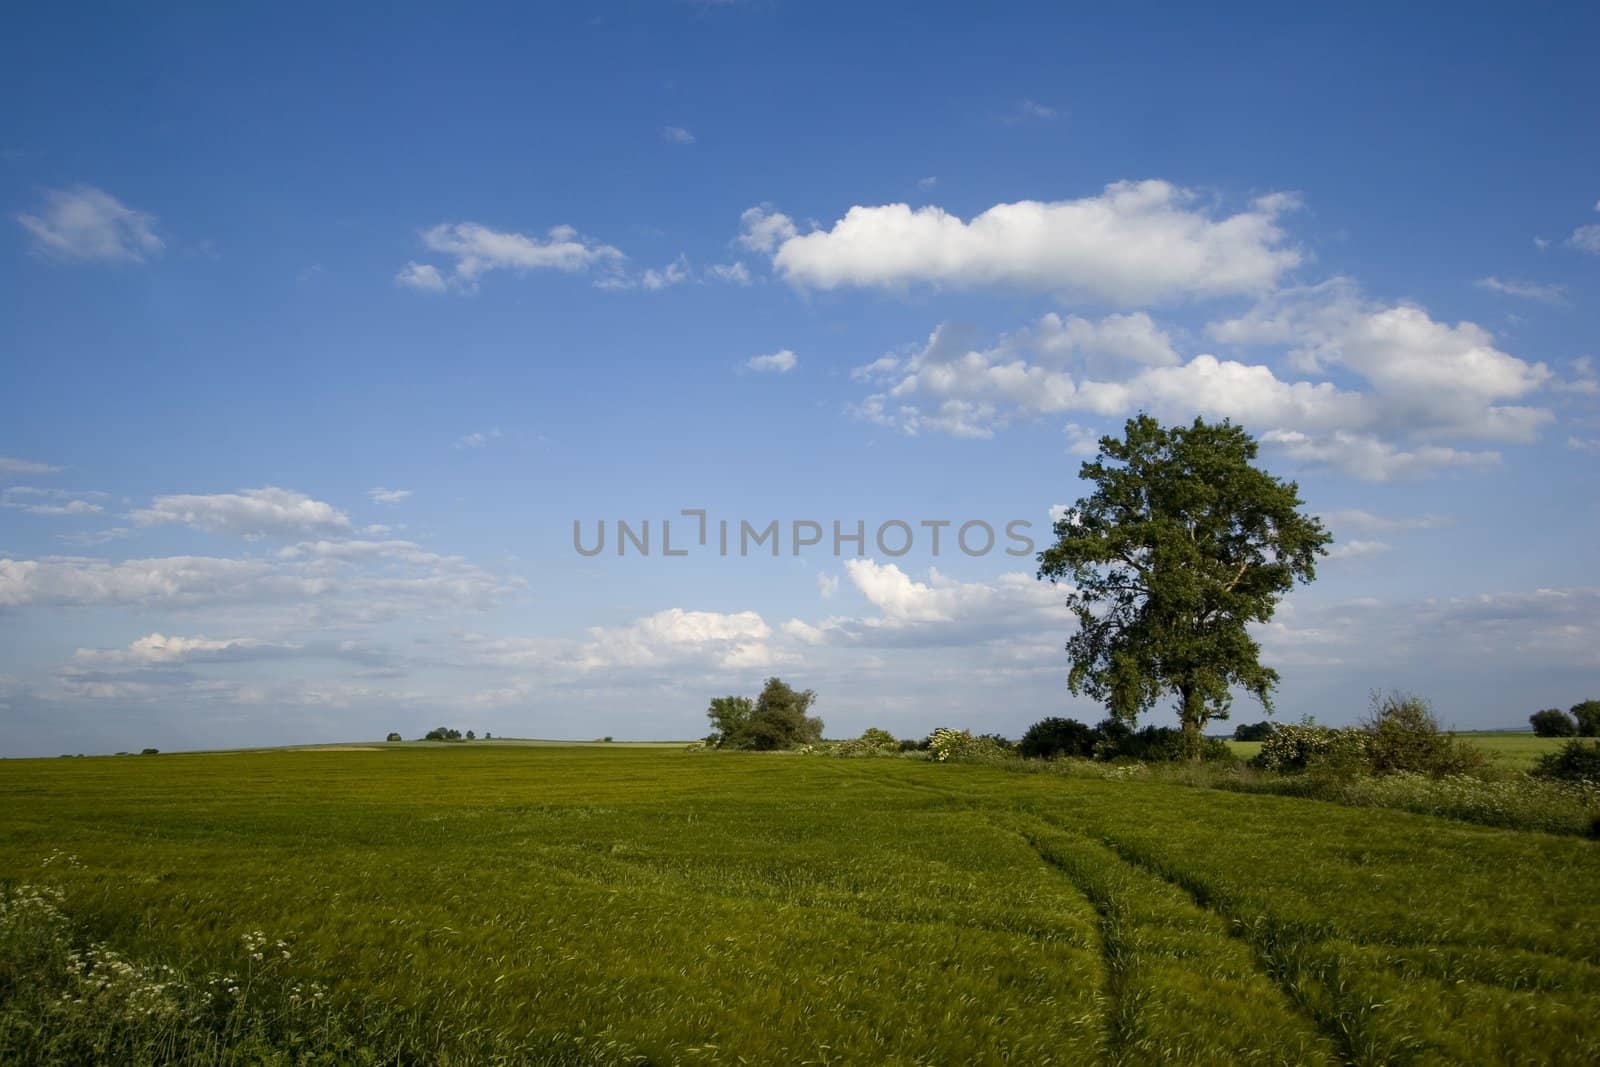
left=2, top=1, right=1598, bottom=756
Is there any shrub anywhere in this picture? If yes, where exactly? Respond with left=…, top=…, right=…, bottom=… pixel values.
left=1019, top=717, right=1098, bottom=759
left=1232, top=720, right=1277, bottom=742
left=1252, top=721, right=1370, bottom=773
left=1104, top=725, right=1231, bottom=763
left=1530, top=709, right=1577, bottom=737
left=139, top=748, right=159, bottom=756
left=834, top=728, right=899, bottom=758
left=385, top=732, right=403, bottom=742
left=927, top=728, right=1009, bottom=765
left=423, top=727, right=463, bottom=741
left=1532, top=739, right=1600, bottom=785
left=1361, top=691, right=1484, bottom=777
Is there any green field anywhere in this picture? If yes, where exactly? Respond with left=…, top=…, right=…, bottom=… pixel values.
left=3, top=745, right=1599, bottom=1064
left=1226, top=730, right=1566, bottom=771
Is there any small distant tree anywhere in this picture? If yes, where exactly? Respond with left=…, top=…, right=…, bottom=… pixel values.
left=140, top=748, right=159, bottom=755
left=1038, top=416, right=1331, bottom=759
left=423, top=727, right=463, bottom=741
left=746, top=677, right=823, bottom=750
left=465, top=730, right=476, bottom=740
left=1530, top=709, right=1577, bottom=737
left=385, top=732, right=403, bottom=742
left=484, top=732, right=492, bottom=740
left=1233, top=721, right=1277, bottom=742
left=1572, top=700, right=1600, bottom=738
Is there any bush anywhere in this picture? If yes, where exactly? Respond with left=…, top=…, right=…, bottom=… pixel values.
left=1362, top=691, right=1484, bottom=776
left=1532, top=739, right=1600, bottom=785
left=139, top=748, right=159, bottom=756
left=1252, top=721, right=1370, bottom=773
left=1104, top=725, right=1230, bottom=763
left=834, top=728, right=899, bottom=758
left=385, top=732, right=403, bottom=742
left=1232, top=721, right=1277, bottom=742
left=423, top=727, right=463, bottom=741
left=927, top=728, right=1009, bottom=765
left=1530, top=709, right=1577, bottom=737
left=1019, top=717, right=1098, bottom=759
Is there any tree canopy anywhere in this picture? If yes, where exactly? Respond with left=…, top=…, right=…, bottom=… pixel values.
left=1037, top=415, right=1331, bottom=755
left=706, top=678, right=823, bottom=750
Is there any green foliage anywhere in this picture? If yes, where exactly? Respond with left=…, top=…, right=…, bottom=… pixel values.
left=138, top=749, right=158, bottom=756
left=384, top=732, right=403, bottom=742
left=1037, top=415, right=1331, bottom=752
left=927, top=728, right=1010, bottom=764
left=1572, top=699, right=1600, bottom=737
left=1532, top=739, right=1600, bottom=785
left=1252, top=721, right=1371, bottom=773
left=1101, top=725, right=1232, bottom=763
left=1232, top=720, right=1276, bottom=742
left=422, top=727, right=463, bottom=741
left=1019, top=717, right=1099, bottom=759
left=1530, top=708, right=1577, bottom=736
left=706, top=678, right=823, bottom=750
left=1361, top=691, right=1484, bottom=776
left=833, top=728, right=899, bottom=758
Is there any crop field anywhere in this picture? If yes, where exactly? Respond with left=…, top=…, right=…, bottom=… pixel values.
left=3, top=746, right=1599, bottom=1065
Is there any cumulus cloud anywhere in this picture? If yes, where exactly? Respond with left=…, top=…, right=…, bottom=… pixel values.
left=769, top=180, right=1302, bottom=303
left=17, top=186, right=163, bottom=263
left=736, top=205, right=798, bottom=254
left=853, top=279, right=1555, bottom=479
left=745, top=349, right=798, bottom=373
left=1, top=487, right=105, bottom=516
left=1324, top=539, right=1392, bottom=561
left=399, top=222, right=626, bottom=292
left=131, top=487, right=351, bottom=539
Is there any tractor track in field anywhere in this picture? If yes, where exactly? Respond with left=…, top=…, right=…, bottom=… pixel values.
left=1053, top=819, right=1381, bottom=1067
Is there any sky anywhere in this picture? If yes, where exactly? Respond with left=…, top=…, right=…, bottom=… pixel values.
left=2, top=1, right=1598, bottom=757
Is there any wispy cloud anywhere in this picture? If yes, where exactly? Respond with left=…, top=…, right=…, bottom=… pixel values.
left=0, top=456, right=61, bottom=478
left=367, top=488, right=412, bottom=505
left=17, top=185, right=163, bottom=263
left=1474, top=276, right=1567, bottom=304
left=660, top=125, right=696, bottom=145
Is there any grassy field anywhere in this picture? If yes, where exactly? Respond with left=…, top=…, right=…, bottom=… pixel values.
left=3, top=746, right=1598, bottom=1064
left=1226, top=730, right=1565, bottom=771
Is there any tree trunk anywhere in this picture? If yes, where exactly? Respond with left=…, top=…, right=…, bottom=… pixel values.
left=1179, top=685, right=1205, bottom=762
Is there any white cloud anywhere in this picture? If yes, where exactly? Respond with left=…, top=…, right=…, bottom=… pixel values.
left=17, top=186, right=163, bottom=263
left=852, top=277, right=1552, bottom=479
left=1324, top=539, right=1392, bottom=561
left=817, top=573, right=840, bottom=599
left=1474, top=276, right=1567, bottom=304
left=0, top=457, right=61, bottom=477
left=708, top=261, right=753, bottom=285
left=1568, top=224, right=1600, bottom=254
left=1321, top=509, right=1453, bottom=534
left=1004, top=99, right=1059, bottom=123
left=455, top=428, right=502, bottom=449
left=660, top=125, right=696, bottom=144
left=745, top=349, right=798, bottom=374
left=131, top=487, right=351, bottom=539
left=367, top=487, right=412, bottom=505
left=917, top=176, right=938, bottom=190
left=641, top=254, right=691, bottom=290
left=395, top=262, right=447, bottom=291
left=1569, top=435, right=1600, bottom=453
left=577, top=608, right=774, bottom=672
left=770, top=180, right=1302, bottom=304
left=400, top=222, right=625, bottom=292
left=736, top=205, right=798, bottom=254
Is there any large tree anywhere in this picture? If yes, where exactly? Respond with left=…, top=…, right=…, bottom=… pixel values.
left=1037, top=415, right=1331, bottom=756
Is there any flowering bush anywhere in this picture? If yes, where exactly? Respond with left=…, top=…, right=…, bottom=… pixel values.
left=927, top=728, right=1010, bottom=765
left=1252, top=721, right=1370, bottom=773
left=833, top=728, right=899, bottom=758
